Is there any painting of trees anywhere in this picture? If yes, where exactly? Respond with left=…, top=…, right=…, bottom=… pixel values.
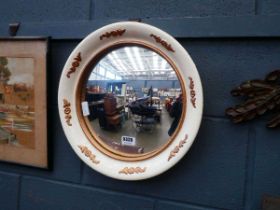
left=0, top=57, right=11, bottom=82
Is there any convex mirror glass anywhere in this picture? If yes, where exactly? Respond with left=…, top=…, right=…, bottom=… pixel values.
left=81, top=46, right=183, bottom=156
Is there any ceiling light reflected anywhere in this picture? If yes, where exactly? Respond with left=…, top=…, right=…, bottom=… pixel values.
left=153, top=52, right=158, bottom=71
left=124, top=47, right=138, bottom=71
left=132, top=47, right=144, bottom=71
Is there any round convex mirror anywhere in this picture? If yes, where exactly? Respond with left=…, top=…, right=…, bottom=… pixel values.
left=79, top=45, right=185, bottom=160
left=58, top=22, right=203, bottom=180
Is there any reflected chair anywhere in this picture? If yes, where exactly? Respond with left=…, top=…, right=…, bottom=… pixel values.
left=103, top=94, right=122, bottom=128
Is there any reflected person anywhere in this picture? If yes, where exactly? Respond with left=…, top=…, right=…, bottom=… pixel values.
left=168, top=94, right=183, bottom=136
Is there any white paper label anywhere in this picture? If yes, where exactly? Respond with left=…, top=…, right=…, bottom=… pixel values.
left=81, top=101, right=90, bottom=116
left=121, top=136, right=136, bottom=146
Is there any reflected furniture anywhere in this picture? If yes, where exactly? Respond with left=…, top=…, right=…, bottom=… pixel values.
left=103, top=94, right=122, bottom=128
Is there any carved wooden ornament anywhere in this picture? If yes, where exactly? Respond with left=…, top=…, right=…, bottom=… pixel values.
left=119, top=167, right=146, bottom=175
left=100, top=29, right=126, bottom=40
left=226, top=70, right=280, bottom=128
left=78, top=145, right=100, bottom=164
left=63, top=99, right=72, bottom=126
left=150, top=34, right=175, bottom=52
left=168, top=134, right=188, bottom=161
left=67, top=52, right=82, bottom=78
left=189, top=77, right=197, bottom=108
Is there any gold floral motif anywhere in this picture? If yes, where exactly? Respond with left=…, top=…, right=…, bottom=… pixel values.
left=150, top=34, right=175, bottom=52
left=67, top=52, right=82, bottom=78
left=99, top=29, right=126, bottom=40
left=78, top=145, right=100, bottom=164
left=119, top=167, right=146, bottom=175
left=168, top=134, right=188, bottom=161
left=189, top=77, right=196, bottom=108
left=63, top=99, right=72, bottom=126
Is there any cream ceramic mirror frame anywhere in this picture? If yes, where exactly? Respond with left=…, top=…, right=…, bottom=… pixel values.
left=58, top=21, right=203, bottom=180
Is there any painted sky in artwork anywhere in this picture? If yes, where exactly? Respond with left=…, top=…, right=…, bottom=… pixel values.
left=6, top=57, right=34, bottom=86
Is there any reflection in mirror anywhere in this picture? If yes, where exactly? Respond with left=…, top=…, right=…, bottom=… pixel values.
left=82, top=46, right=183, bottom=155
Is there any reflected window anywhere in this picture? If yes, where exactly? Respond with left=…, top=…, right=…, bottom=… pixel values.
left=106, top=71, right=115, bottom=80
left=99, top=66, right=105, bottom=76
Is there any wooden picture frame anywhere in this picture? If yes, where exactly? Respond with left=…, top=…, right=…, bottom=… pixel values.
left=0, top=37, right=48, bottom=168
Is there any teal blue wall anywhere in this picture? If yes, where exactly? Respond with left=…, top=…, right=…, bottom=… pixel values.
left=0, top=1, right=280, bottom=210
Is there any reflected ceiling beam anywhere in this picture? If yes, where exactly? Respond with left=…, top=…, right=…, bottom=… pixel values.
left=132, top=47, right=144, bottom=71
left=160, top=58, right=167, bottom=70
left=152, top=52, right=159, bottom=72
left=112, top=51, right=134, bottom=77
left=124, top=47, right=138, bottom=71
left=92, top=47, right=177, bottom=81
left=100, top=60, right=119, bottom=74
left=122, top=74, right=178, bottom=80
left=145, top=54, right=153, bottom=71
left=89, top=64, right=107, bottom=80
left=98, top=58, right=121, bottom=80
left=107, top=53, right=128, bottom=79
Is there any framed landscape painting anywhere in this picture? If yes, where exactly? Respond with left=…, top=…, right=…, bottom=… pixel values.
left=0, top=38, right=48, bottom=168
